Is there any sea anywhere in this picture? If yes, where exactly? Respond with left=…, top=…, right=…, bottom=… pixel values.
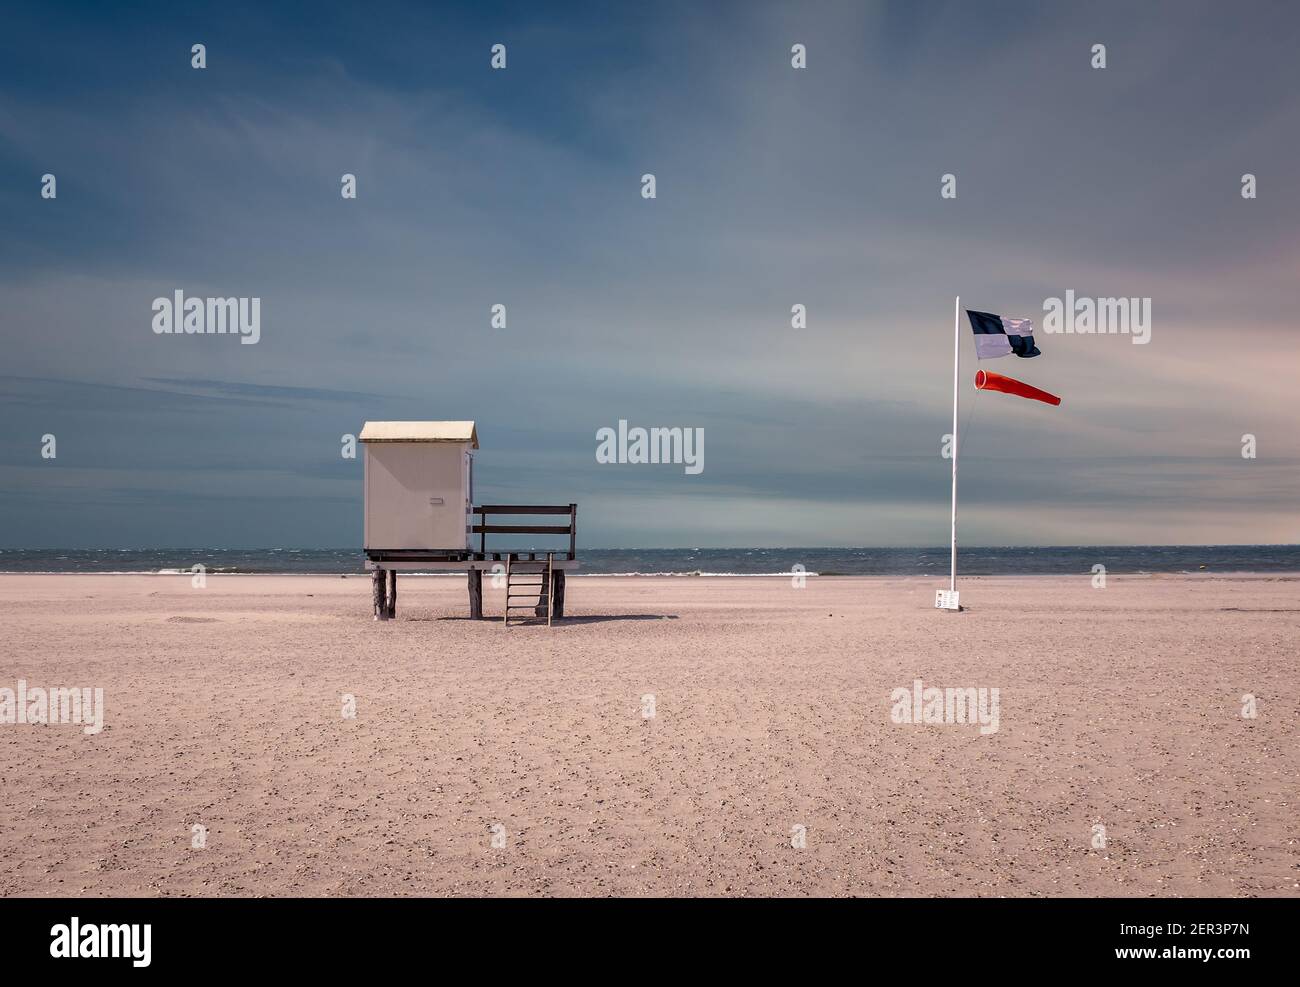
left=1, top=546, right=1298, bottom=576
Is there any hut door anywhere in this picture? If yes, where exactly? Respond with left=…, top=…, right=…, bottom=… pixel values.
left=367, top=443, right=444, bottom=550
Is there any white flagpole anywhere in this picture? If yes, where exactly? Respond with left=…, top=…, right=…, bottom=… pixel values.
left=950, top=295, right=959, bottom=595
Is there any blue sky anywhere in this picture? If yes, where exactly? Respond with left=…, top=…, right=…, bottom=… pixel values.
left=2, top=1, right=1297, bottom=548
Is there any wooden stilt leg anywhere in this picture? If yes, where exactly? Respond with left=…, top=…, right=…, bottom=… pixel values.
left=372, top=568, right=387, bottom=621
left=468, top=568, right=483, bottom=619
left=387, top=569, right=397, bottom=619
left=534, top=569, right=550, bottom=618
left=553, top=570, right=566, bottom=619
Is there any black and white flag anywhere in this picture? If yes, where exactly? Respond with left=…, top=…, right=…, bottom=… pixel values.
left=967, top=310, right=1041, bottom=359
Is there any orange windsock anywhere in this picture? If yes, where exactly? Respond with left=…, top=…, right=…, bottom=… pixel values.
left=974, top=370, right=1061, bottom=406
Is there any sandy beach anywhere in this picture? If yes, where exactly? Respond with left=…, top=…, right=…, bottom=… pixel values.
left=0, top=572, right=1295, bottom=898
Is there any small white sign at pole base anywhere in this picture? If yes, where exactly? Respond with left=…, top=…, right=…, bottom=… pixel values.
left=935, top=589, right=961, bottom=611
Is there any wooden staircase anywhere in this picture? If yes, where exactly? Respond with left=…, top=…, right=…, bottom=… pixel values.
left=503, top=553, right=554, bottom=627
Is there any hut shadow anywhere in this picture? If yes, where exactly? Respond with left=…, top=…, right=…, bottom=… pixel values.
left=422, top=614, right=680, bottom=624
left=547, top=614, right=679, bottom=625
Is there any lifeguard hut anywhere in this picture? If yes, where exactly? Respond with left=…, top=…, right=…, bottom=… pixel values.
left=360, top=421, right=578, bottom=624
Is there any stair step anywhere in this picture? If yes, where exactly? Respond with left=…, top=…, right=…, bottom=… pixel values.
left=503, top=552, right=555, bottom=626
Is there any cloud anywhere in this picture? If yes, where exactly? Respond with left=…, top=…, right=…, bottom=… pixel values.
left=1, top=0, right=1297, bottom=547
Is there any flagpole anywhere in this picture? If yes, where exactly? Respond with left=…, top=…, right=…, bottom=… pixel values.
left=950, top=295, right=959, bottom=595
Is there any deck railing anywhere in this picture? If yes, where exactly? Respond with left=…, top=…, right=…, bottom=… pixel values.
left=472, top=504, right=577, bottom=560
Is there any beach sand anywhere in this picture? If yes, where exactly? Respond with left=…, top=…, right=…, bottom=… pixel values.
left=0, top=572, right=1295, bottom=898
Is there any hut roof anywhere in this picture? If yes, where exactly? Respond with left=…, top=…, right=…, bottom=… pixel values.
left=359, top=421, right=478, bottom=448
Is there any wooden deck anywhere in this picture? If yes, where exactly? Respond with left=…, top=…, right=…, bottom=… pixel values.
left=364, top=504, right=578, bottom=621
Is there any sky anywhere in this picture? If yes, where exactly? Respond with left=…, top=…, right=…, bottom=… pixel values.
left=1, top=0, right=1297, bottom=548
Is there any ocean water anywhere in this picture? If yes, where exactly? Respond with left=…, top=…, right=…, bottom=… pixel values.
left=1, top=546, right=1298, bottom=575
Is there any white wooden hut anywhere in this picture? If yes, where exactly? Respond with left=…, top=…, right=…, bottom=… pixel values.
left=359, top=420, right=578, bottom=625
left=360, top=420, right=478, bottom=553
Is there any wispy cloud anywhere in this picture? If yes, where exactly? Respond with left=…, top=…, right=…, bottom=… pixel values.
left=1, top=1, right=1297, bottom=547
